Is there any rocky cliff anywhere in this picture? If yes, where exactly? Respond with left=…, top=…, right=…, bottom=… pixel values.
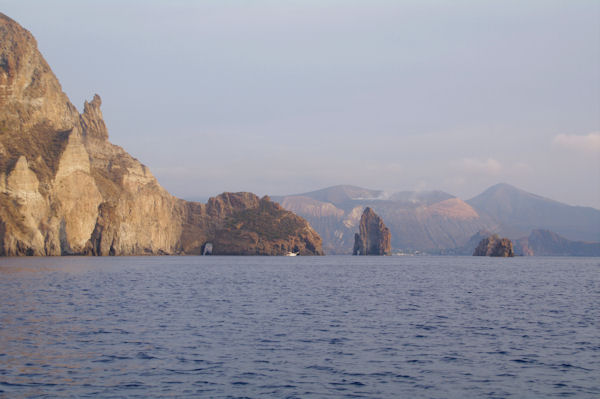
left=0, top=13, right=323, bottom=256
left=473, top=235, right=514, bottom=257
left=353, top=207, right=391, bottom=255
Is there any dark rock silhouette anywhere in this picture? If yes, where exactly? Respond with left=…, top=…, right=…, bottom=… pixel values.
left=353, top=207, right=391, bottom=255
left=473, top=235, right=514, bottom=257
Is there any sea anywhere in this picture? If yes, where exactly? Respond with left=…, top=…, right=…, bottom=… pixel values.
left=0, top=256, right=598, bottom=398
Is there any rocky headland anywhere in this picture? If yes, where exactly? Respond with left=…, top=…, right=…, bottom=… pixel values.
left=0, top=13, right=323, bottom=256
left=353, top=207, right=391, bottom=255
left=473, top=235, right=514, bottom=257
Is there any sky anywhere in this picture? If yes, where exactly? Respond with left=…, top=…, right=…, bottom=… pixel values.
left=3, top=0, right=600, bottom=207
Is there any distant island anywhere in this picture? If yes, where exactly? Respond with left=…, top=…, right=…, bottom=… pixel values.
left=0, top=13, right=323, bottom=256
left=272, top=184, right=600, bottom=256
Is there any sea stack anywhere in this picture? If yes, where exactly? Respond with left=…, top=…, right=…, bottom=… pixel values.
left=353, top=207, right=391, bottom=255
left=473, top=235, right=514, bottom=257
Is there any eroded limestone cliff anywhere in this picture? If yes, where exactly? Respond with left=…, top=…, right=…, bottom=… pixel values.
left=0, top=13, right=323, bottom=256
left=353, top=207, right=391, bottom=255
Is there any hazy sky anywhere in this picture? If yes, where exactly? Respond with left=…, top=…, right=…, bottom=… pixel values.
left=3, top=0, right=600, bottom=207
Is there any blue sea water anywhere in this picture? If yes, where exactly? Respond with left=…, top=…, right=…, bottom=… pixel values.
left=0, top=256, right=598, bottom=398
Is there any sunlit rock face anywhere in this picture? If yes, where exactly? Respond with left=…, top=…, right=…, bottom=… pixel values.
left=0, top=13, right=323, bottom=256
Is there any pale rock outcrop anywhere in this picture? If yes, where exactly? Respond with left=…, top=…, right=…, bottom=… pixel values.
left=343, top=206, right=364, bottom=229
left=425, top=198, right=479, bottom=220
left=7, top=156, right=42, bottom=201
left=52, top=131, right=102, bottom=253
left=280, top=196, right=345, bottom=219
left=4, top=156, right=46, bottom=253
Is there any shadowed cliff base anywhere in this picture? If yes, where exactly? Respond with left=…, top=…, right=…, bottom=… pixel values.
left=0, top=13, right=323, bottom=256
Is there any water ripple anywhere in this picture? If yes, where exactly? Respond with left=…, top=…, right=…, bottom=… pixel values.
left=0, top=256, right=599, bottom=398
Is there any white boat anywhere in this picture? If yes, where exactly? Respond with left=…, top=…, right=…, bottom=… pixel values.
left=285, top=252, right=298, bottom=256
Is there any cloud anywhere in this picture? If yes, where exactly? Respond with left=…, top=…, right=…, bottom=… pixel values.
left=455, top=158, right=503, bottom=176
left=552, top=132, right=600, bottom=153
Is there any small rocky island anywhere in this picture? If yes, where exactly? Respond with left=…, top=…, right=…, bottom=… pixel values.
left=473, top=234, right=514, bottom=257
left=353, top=207, right=391, bottom=255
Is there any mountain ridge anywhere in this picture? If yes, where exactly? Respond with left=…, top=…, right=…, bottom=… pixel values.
left=273, top=183, right=598, bottom=254
left=467, top=183, right=600, bottom=241
left=515, top=229, right=600, bottom=257
left=273, top=185, right=490, bottom=254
